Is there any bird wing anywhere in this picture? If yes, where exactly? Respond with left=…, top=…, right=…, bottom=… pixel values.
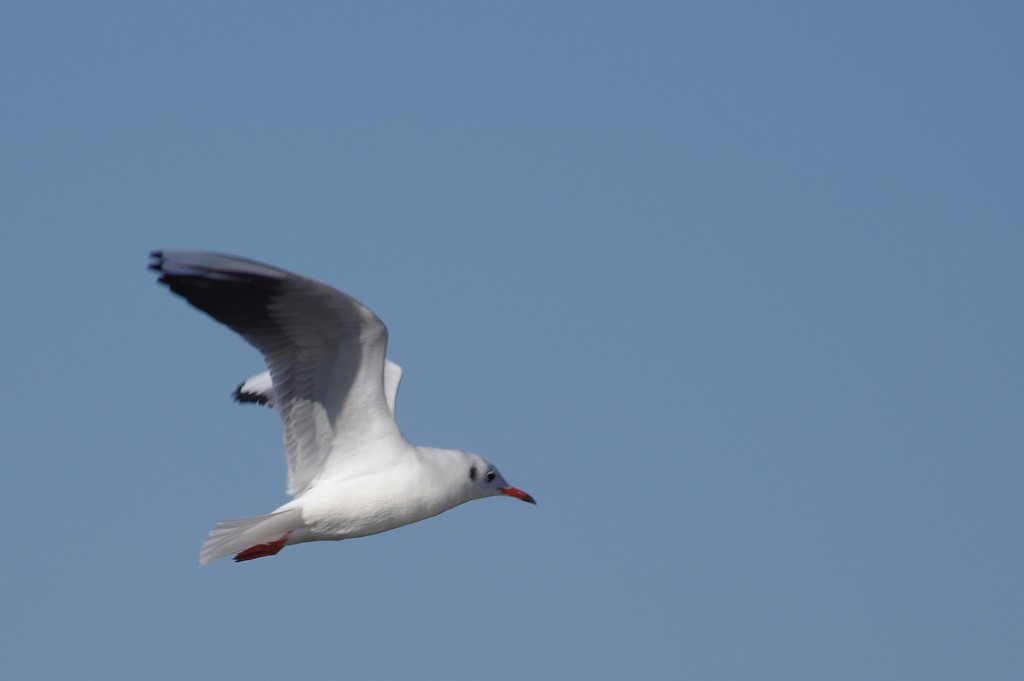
left=381, top=359, right=403, bottom=417
left=151, top=250, right=407, bottom=496
left=234, top=370, right=276, bottom=406
left=235, top=359, right=403, bottom=416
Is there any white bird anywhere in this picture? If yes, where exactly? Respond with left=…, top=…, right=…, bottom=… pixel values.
left=150, top=250, right=534, bottom=565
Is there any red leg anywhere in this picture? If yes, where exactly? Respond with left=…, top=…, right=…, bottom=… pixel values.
left=233, top=532, right=292, bottom=562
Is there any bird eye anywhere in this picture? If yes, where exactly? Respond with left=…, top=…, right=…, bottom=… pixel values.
left=485, top=470, right=496, bottom=483
left=469, top=465, right=478, bottom=481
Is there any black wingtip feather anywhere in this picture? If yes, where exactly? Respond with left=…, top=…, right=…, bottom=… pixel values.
left=148, top=251, right=286, bottom=335
left=233, top=382, right=271, bottom=406
left=148, top=251, right=164, bottom=274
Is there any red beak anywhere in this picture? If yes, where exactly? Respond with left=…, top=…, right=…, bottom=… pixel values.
left=500, top=486, right=537, bottom=504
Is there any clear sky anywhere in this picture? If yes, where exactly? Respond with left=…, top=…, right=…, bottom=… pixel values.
left=2, top=2, right=1021, bottom=679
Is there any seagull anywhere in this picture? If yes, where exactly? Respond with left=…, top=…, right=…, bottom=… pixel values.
left=149, top=250, right=535, bottom=565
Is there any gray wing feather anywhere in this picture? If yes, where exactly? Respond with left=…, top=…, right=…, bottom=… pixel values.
left=237, top=359, right=403, bottom=415
left=151, top=250, right=405, bottom=496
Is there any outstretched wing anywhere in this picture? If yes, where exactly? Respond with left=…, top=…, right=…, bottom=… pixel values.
left=151, top=250, right=407, bottom=496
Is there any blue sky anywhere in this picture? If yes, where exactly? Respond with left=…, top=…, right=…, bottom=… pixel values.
left=2, top=2, right=1021, bottom=679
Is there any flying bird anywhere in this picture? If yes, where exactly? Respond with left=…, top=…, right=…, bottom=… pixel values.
left=149, top=251, right=534, bottom=565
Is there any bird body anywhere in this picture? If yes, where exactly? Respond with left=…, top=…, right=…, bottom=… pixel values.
left=149, top=251, right=534, bottom=565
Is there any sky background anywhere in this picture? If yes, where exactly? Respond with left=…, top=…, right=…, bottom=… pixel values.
left=2, top=2, right=1022, bottom=679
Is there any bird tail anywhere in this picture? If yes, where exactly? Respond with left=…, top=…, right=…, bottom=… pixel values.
left=199, top=508, right=302, bottom=566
